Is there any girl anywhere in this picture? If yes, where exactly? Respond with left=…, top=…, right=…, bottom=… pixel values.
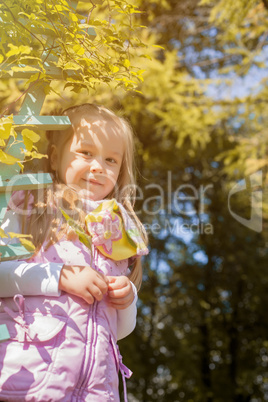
left=0, top=104, right=148, bottom=401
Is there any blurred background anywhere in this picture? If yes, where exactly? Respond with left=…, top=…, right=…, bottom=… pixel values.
left=1, top=0, right=268, bottom=400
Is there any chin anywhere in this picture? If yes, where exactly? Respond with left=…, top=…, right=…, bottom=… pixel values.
left=79, top=189, right=103, bottom=201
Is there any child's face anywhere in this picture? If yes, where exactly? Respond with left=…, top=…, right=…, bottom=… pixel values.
left=51, top=113, right=124, bottom=201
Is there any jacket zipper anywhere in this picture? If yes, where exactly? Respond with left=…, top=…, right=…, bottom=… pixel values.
left=75, top=301, right=97, bottom=400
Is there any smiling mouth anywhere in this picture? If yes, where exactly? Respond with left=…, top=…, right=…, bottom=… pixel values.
left=88, top=179, right=103, bottom=186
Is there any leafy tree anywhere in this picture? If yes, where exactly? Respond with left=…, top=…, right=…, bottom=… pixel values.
left=0, top=0, right=147, bottom=171
left=0, top=0, right=145, bottom=95
left=115, top=1, right=268, bottom=401
left=1, top=0, right=268, bottom=401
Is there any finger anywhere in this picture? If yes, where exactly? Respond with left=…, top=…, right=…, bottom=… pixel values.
left=83, top=292, right=95, bottom=304
left=108, top=285, right=131, bottom=299
left=108, top=282, right=120, bottom=291
left=106, top=276, right=116, bottom=285
left=107, top=276, right=118, bottom=290
left=107, top=278, right=128, bottom=291
left=107, top=292, right=134, bottom=309
left=108, top=296, right=133, bottom=310
left=108, top=295, right=132, bottom=306
left=90, top=285, right=106, bottom=302
left=97, top=272, right=109, bottom=286
left=93, top=277, right=109, bottom=294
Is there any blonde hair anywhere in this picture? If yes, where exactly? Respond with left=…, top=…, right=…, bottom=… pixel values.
left=24, top=103, right=148, bottom=290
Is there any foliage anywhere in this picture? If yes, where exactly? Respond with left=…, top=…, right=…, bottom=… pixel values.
left=0, top=227, right=34, bottom=251
left=0, top=0, right=147, bottom=94
left=0, top=115, right=45, bottom=169
left=1, top=0, right=268, bottom=400
left=29, top=2, right=267, bottom=399
left=111, top=1, right=268, bottom=401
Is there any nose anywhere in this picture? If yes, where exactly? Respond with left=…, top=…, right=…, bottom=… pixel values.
left=90, top=157, right=103, bottom=173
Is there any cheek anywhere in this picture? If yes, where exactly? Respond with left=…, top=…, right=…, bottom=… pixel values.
left=63, top=167, right=76, bottom=184
left=106, top=170, right=121, bottom=194
left=61, top=160, right=87, bottom=183
left=108, top=167, right=120, bottom=183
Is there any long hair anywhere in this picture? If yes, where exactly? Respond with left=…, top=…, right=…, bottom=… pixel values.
left=23, top=103, right=148, bottom=290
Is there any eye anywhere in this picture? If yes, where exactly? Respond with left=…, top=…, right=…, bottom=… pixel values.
left=80, top=151, right=92, bottom=156
left=106, top=157, right=117, bottom=164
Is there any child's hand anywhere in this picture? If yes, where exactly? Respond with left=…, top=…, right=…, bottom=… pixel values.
left=106, top=276, right=135, bottom=310
left=59, top=265, right=109, bottom=304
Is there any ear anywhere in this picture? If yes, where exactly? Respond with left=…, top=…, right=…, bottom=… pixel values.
left=50, top=145, right=59, bottom=171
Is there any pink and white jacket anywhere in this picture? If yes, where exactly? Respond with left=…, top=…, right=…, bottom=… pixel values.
left=0, top=192, right=148, bottom=401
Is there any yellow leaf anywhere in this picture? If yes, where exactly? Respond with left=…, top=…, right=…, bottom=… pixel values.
left=6, top=44, right=32, bottom=57
left=6, top=44, right=20, bottom=57
left=0, top=55, right=4, bottom=64
left=25, top=72, right=41, bottom=85
left=24, top=150, right=47, bottom=160
left=8, top=232, right=32, bottom=239
left=73, top=45, right=85, bottom=56
left=11, top=66, right=41, bottom=73
left=63, top=62, right=81, bottom=71
left=124, top=59, right=130, bottom=68
left=152, top=45, right=165, bottom=50
left=111, top=65, right=119, bottom=73
left=18, top=45, right=32, bottom=55
left=23, top=136, right=33, bottom=151
left=55, top=5, right=63, bottom=11
left=0, top=150, right=20, bottom=165
left=0, top=115, right=13, bottom=140
left=70, top=13, right=78, bottom=22
left=20, top=238, right=35, bottom=252
left=22, top=128, right=40, bottom=152
left=0, top=228, right=8, bottom=238
left=21, top=129, right=40, bottom=143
